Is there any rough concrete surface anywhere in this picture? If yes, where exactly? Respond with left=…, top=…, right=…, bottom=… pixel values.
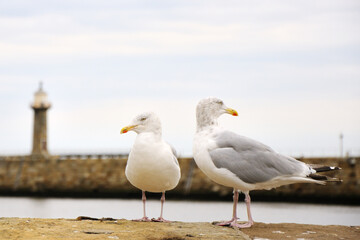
left=0, top=218, right=359, bottom=240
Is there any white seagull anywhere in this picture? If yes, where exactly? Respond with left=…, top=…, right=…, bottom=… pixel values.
left=193, top=97, right=340, bottom=228
left=121, top=112, right=181, bottom=222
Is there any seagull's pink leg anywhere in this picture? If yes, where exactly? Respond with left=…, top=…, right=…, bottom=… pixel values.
left=216, top=189, right=239, bottom=226
left=133, top=191, right=151, bottom=222
left=244, top=193, right=254, bottom=226
left=233, top=192, right=254, bottom=228
left=152, top=192, right=171, bottom=222
left=216, top=190, right=254, bottom=228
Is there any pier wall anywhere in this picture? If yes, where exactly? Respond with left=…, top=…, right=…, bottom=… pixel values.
left=0, top=155, right=359, bottom=202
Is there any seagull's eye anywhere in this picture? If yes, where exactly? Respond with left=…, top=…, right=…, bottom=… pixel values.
left=140, top=117, right=147, bottom=121
left=216, top=100, right=223, bottom=105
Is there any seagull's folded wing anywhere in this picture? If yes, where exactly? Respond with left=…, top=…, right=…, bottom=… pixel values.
left=209, top=130, right=307, bottom=184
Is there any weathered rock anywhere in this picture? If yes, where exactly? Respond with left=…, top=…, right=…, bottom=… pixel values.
left=0, top=218, right=359, bottom=240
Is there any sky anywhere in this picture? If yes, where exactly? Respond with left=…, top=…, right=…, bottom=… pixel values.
left=0, top=0, right=359, bottom=157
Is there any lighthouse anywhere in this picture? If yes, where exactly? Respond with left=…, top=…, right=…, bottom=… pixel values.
left=31, top=82, right=51, bottom=157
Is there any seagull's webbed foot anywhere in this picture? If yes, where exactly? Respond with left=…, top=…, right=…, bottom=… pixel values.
left=215, top=218, right=254, bottom=229
left=132, top=217, right=151, bottom=222
left=151, top=217, right=171, bottom=222
left=230, top=221, right=253, bottom=228
left=214, top=218, right=236, bottom=226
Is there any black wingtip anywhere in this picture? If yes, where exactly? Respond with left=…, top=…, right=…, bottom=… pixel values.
left=313, top=166, right=341, bottom=173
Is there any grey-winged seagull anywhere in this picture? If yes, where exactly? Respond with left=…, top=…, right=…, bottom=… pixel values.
left=121, top=112, right=181, bottom=222
left=193, top=97, right=340, bottom=228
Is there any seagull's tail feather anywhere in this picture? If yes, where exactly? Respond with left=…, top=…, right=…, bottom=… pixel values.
left=308, top=165, right=342, bottom=183
left=308, top=173, right=328, bottom=181
left=308, top=173, right=342, bottom=182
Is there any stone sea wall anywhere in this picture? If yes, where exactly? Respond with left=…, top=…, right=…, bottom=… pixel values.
left=0, top=155, right=359, bottom=202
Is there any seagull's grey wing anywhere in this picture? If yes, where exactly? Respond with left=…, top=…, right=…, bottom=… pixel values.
left=214, top=130, right=274, bottom=152
left=209, top=130, right=307, bottom=184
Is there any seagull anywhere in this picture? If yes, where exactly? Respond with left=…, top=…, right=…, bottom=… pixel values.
left=120, top=112, right=181, bottom=222
left=193, top=97, right=340, bottom=228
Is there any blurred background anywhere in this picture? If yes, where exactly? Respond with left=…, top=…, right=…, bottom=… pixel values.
left=0, top=0, right=359, bottom=226
left=0, top=0, right=359, bottom=157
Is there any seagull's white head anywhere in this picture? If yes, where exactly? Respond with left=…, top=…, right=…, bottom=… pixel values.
left=120, top=112, right=162, bottom=135
left=196, top=97, right=238, bottom=130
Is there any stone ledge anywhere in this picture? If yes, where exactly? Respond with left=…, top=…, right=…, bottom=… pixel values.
left=0, top=218, right=358, bottom=240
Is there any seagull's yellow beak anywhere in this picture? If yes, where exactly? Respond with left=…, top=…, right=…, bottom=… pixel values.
left=225, top=108, right=238, bottom=116
left=120, top=125, right=137, bottom=134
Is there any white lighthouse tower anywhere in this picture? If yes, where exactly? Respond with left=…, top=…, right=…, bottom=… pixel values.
left=31, top=82, right=51, bottom=157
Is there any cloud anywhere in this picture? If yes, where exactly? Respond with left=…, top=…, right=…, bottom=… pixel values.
left=0, top=0, right=359, bottom=64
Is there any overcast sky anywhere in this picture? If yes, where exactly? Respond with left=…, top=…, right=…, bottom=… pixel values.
left=0, top=0, right=359, bottom=157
